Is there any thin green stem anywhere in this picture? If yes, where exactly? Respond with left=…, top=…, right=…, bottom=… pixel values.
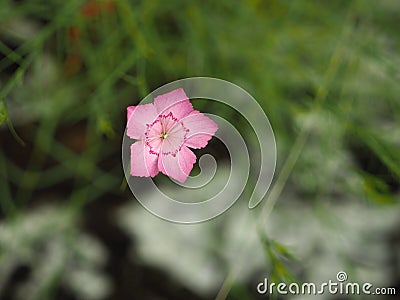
left=214, top=9, right=354, bottom=300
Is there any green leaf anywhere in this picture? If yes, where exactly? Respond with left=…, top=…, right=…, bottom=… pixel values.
left=258, top=232, right=298, bottom=283
left=97, top=116, right=115, bottom=139
left=356, top=129, right=400, bottom=180
left=0, top=100, right=7, bottom=125
left=363, top=172, right=397, bottom=205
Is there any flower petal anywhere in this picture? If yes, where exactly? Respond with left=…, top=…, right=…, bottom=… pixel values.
left=158, top=121, right=187, bottom=156
left=181, top=111, right=218, bottom=149
left=130, top=141, right=159, bottom=177
left=154, top=88, right=193, bottom=120
left=158, top=146, right=196, bottom=183
left=127, top=103, right=158, bottom=139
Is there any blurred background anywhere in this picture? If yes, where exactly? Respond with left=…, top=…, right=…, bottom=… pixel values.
left=0, top=0, right=399, bottom=299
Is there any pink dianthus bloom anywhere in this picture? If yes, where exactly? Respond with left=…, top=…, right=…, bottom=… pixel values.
left=126, top=88, right=218, bottom=183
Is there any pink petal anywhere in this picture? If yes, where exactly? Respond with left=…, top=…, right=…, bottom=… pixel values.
left=161, top=135, right=183, bottom=155
left=127, top=106, right=135, bottom=121
left=159, top=122, right=187, bottom=156
left=130, top=141, right=159, bottom=177
left=127, top=103, right=158, bottom=140
left=158, top=146, right=196, bottom=183
left=181, top=111, right=218, bottom=149
left=154, top=88, right=193, bottom=120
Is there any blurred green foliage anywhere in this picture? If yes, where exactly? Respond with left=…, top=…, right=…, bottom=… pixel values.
left=0, top=0, right=398, bottom=210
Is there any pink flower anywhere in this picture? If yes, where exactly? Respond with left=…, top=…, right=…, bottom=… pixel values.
left=126, top=88, right=218, bottom=183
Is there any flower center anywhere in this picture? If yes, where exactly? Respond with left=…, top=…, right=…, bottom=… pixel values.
left=145, top=113, right=189, bottom=156
left=161, top=131, right=168, bottom=139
